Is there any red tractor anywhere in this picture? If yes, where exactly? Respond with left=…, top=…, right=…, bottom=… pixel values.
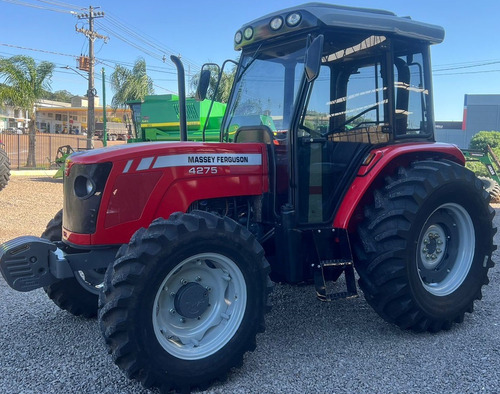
left=0, top=4, right=496, bottom=392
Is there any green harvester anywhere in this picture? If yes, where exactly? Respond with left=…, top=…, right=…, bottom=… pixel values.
left=127, top=94, right=226, bottom=143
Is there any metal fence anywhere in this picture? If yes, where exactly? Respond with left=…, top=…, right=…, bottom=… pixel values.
left=0, top=133, right=106, bottom=170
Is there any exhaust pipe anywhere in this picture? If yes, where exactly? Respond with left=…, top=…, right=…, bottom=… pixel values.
left=170, top=55, right=188, bottom=142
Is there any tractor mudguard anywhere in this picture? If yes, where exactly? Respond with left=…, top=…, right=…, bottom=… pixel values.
left=333, top=142, right=465, bottom=229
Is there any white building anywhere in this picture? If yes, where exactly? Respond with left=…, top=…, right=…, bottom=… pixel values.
left=0, top=105, right=29, bottom=132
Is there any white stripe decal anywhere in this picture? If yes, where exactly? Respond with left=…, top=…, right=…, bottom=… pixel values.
left=137, top=157, right=155, bottom=171
left=123, top=159, right=133, bottom=173
left=153, top=154, right=262, bottom=169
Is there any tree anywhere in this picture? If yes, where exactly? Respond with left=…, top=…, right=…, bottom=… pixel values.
left=110, top=58, right=154, bottom=109
left=190, top=64, right=236, bottom=103
left=42, top=89, right=74, bottom=103
left=0, top=55, right=55, bottom=167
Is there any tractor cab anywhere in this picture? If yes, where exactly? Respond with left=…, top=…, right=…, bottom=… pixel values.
left=196, top=4, right=448, bottom=286
left=203, top=4, right=445, bottom=223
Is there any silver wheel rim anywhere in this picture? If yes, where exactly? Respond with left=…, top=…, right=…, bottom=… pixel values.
left=417, top=203, right=475, bottom=296
left=152, top=252, right=247, bottom=360
left=75, top=270, right=105, bottom=295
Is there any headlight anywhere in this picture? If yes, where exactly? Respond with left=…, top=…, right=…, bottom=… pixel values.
left=286, top=12, right=302, bottom=27
left=244, top=27, right=254, bottom=40
left=234, top=31, right=243, bottom=45
left=270, top=16, right=284, bottom=31
left=74, top=175, right=96, bottom=199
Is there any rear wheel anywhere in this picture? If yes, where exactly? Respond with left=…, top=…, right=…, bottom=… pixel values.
left=99, top=211, right=272, bottom=392
left=42, top=210, right=105, bottom=318
left=354, top=160, right=496, bottom=332
left=0, top=145, right=10, bottom=191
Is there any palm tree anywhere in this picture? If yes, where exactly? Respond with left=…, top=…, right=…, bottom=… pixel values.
left=0, top=55, right=55, bottom=167
left=190, top=64, right=236, bottom=103
left=110, top=58, right=154, bottom=109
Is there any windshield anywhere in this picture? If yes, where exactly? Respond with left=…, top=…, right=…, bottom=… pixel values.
left=222, top=40, right=307, bottom=142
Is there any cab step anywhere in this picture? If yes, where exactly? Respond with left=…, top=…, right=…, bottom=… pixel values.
left=314, top=260, right=358, bottom=301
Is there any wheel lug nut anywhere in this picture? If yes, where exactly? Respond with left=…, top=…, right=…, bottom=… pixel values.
left=423, top=248, right=428, bottom=253
left=436, top=248, right=442, bottom=253
left=437, top=240, right=443, bottom=245
left=180, top=278, right=187, bottom=285
left=169, top=308, right=176, bottom=315
left=195, top=276, right=201, bottom=282
left=206, top=286, right=212, bottom=291
left=424, top=239, right=430, bottom=244
left=431, top=254, right=437, bottom=260
left=179, top=317, right=186, bottom=323
left=170, top=292, right=176, bottom=297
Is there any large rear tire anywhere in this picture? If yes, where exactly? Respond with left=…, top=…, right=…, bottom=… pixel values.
left=99, top=211, right=272, bottom=392
left=42, top=210, right=104, bottom=318
left=354, top=160, right=496, bottom=332
left=0, top=145, right=10, bottom=191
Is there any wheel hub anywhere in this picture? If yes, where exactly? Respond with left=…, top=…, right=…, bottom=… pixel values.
left=420, top=224, right=446, bottom=269
left=416, top=203, right=475, bottom=296
left=174, top=282, right=210, bottom=319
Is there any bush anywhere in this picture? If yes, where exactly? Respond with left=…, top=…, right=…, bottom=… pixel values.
left=469, top=131, right=500, bottom=150
left=466, top=131, right=500, bottom=178
left=465, top=161, right=490, bottom=177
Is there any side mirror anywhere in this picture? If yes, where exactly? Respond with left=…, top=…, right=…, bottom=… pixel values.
left=195, top=70, right=211, bottom=101
left=304, top=35, right=324, bottom=82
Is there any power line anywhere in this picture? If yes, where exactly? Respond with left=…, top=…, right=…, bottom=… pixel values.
left=434, top=69, right=500, bottom=76
left=103, top=12, right=201, bottom=71
left=33, top=0, right=82, bottom=11
left=0, top=42, right=78, bottom=58
left=434, top=60, right=500, bottom=72
left=0, top=0, right=74, bottom=13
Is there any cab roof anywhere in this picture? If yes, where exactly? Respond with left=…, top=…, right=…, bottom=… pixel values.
left=234, top=3, right=445, bottom=50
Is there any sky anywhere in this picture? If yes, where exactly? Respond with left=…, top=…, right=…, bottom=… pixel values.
left=1, top=0, right=499, bottom=121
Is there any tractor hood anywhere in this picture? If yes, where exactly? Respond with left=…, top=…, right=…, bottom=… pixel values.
left=63, top=142, right=269, bottom=246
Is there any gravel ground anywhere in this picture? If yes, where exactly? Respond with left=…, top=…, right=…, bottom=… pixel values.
left=1, top=174, right=499, bottom=393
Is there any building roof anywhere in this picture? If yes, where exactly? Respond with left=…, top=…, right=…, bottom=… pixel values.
left=37, top=99, right=72, bottom=108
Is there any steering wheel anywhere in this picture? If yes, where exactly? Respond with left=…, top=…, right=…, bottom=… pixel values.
left=322, top=105, right=378, bottom=137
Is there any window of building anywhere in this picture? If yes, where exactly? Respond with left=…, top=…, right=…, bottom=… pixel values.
left=55, top=114, right=62, bottom=121
left=48, top=113, right=53, bottom=118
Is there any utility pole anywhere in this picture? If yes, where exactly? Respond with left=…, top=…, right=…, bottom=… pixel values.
left=75, top=6, right=107, bottom=149
left=102, top=68, right=107, bottom=147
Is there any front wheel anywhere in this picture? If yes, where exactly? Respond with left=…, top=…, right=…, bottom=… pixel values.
left=42, top=210, right=106, bottom=318
left=99, top=211, right=272, bottom=392
left=354, top=160, right=496, bottom=332
left=0, top=145, right=10, bottom=191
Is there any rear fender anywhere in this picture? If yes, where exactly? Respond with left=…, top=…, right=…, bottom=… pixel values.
left=333, top=142, right=465, bottom=230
